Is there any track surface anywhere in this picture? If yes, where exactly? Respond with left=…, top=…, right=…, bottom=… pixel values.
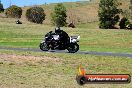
left=0, top=47, right=132, bottom=58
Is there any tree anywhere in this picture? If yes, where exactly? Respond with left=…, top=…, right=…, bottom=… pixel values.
left=51, top=3, right=67, bottom=27
left=5, top=5, right=22, bottom=18
left=0, top=1, right=4, bottom=13
left=98, top=0, right=121, bottom=29
left=26, top=7, right=46, bottom=24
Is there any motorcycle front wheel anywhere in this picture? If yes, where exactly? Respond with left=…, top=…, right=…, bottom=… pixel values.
left=67, top=43, right=79, bottom=53
left=39, top=42, right=50, bottom=51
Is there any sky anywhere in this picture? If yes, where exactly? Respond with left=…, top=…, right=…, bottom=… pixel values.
left=1, top=0, right=85, bottom=8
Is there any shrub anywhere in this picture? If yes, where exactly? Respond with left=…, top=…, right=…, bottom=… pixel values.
left=127, top=24, right=132, bottom=29
left=51, top=3, right=67, bottom=27
left=0, top=3, right=4, bottom=13
left=119, top=17, right=132, bottom=29
left=26, top=7, right=46, bottom=24
left=5, top=5, right=22, bottom=18
left=119, top=17, right=128, bottom=29
left=125, top=20, right=132, bottom=29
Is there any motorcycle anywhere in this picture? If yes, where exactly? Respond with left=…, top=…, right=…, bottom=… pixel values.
left=39, top=32, right=80, bottom=53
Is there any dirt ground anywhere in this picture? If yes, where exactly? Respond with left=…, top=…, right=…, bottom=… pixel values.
left=0, top=53, right=61, bottom=65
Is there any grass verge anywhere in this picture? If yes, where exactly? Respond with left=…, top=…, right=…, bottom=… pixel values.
left=0, top=50, right=132, bottom=88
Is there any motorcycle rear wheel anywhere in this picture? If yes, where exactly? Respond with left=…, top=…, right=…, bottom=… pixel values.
left=67, top=43, right=79, bottom=53
left=40, top=42, right=50, bottom=51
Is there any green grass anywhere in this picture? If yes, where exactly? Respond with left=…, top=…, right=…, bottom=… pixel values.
left=0, top=18, right=132, bottom=53
left=77, top=22, right=99, bottom=29
left=0, top=50, right=132, bottom=88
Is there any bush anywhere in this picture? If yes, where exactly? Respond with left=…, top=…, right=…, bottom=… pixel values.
left=119, top=17, right=128, bottom=29
left=127, top=24, right=132, bottom=29
left=5, top=5, right=22, bottom=18
left=119, top=17, right=132, bottom=29
left=26, top=7, right=46, bottom=24
left=51, top=3, right=67, bottom=27
left=0, top=3, right=4, bottom=13
left=125, top=20, right=132, bottom=29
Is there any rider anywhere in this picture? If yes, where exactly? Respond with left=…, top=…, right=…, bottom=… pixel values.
left=55, top=27, right=70, bottom=48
